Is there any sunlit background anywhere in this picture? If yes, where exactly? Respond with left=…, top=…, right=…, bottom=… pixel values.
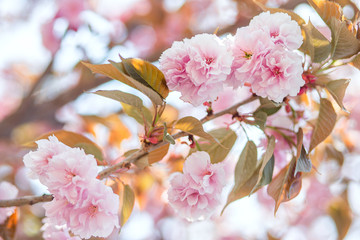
left=1, top=0, right=360, bottom=239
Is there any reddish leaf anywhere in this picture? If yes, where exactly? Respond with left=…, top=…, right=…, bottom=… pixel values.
left=24, top=130, right=104, bottom=161
left=309, top=98, right=337, bottom=152
left=330, top=18, right=360, bottom=59
left=175, top=117, right=221, bottom=146
left=326, top=79, right=350, bottom=111
left=148, top=143, right=170, bottom=164
left=328, top=197, right=352, bottom=239
left=81, top=62, right=136, bottom=89
left=307, top=0, right=343, bottom=26
left=300, top=20, right=331, bottom=62
left=267, top=157, right=303, bottom=214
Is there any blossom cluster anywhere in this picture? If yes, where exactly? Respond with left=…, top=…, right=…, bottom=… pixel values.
left=160, top=11, right=304, bottom=105
left=0, top=181, right=18, bottom=224
left=23, top=136, right=119, bottom=239
left=167, top=152, right=226, bottom=220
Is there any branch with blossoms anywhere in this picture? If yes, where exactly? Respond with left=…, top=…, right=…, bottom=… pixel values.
left=1, top=0, right=360, bottom=239
left=0, top=95, right=257, bottom=208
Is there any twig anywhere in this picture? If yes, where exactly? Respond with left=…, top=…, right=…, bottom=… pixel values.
left=0, top=194, right=53, bottom=208
left=0, top=95, right=258, bottom=208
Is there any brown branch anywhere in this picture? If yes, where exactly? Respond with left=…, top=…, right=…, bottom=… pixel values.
left=0, top=194, right=53, bottom=208
left=98, top=95, right=258, bottom=179
left=0, top=95, right=258, bottom=208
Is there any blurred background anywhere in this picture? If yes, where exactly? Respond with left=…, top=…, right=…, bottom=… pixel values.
left=1, top=0, right=360, bottom=239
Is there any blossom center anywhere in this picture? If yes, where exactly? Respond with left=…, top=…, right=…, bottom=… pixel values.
left=244, top=51, right=252, bottom=59
left=272, top=66, right=282, bottom=76
left=88, top=205, right=98, bottom=217
left=205, top=57, right=214, bottom=65
left=270, top=31, right=279, bottom=38
left=65, top=170, right=76, bottom=181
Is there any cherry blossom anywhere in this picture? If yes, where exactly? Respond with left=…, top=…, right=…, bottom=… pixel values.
left=67, top=179, right=120, bottom=239
left=167, top=151, right=226, bottom=220
left=160, top=33, right=233, bottom=106
left=42, top=218, right=81, bottom=240
left=23, top=136, right=70, bottom=183
left=249, top=11, right=303, bottom=50
left=46, top=148, right=98, bottom=203
left=226, top=26, right=274, bottom=88
left=252, top=45, right=304, bottom=102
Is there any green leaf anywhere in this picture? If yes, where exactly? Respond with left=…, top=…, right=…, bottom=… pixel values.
left=326, top=79, right=350, bottom=111
left=163, top=123, right=175, bottom=145
left=300, top=20, right=331, bottom=62
left=120, top=57, right=169, bottom=99
left=190, top=128, right=237, bottom=163
left=254, top=98, right=282, bottom=116
left=251, top=136, right=276, bottom=194
left=267, top=157, right=302, bottom=214
left=222, top=141, right=258, bottom=213
left=121, top=184, right=135, bottom=226
left=175, top=117, right=220, bottom=145
left=309, top=98, right=337, bottom=152
left=164, top=134, right=175, bottom=144
left=110, top=60, right=164, bottom=106
left=24, top=130, right=104, bottom=161
left=121, top=103, right=153, bottom=126
left=94, top=90, right=144, bottom=110
left=253, top=111, right=267, bottom=130
left=307, top=0, right=343, bottom=26
left=330, top=18, right=360, bottom=60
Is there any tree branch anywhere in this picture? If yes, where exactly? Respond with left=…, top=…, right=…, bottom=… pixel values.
left=0, top=95, right=258, bottom=208
left=0, top=194, right=53, bottom=208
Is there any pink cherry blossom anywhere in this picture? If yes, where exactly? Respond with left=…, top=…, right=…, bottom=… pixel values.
left=251, top=45, right=304, bottom=102
left=183, top=151, right=226, bottom=195
left=67, top=179, right=120, bottom=239
left=43, top=197, right=73, bottom=227
left=56, top=0, right=86, bottom=31
left=249, top=11, right=303, bottom=50
left=23, top=136, right=70, bottom=183
left=159, top=33, right=233, bottom=106
left=44, top=179, right=119, bottom=239
left=0, top=182, right=18, bottom=224
left=42, top=218, right=81, bottom=240
left=41, top=19, right=61, bottom=55
left=226, top=27, right=274, bottom=88
left=167, top=151, right=226, bottom=220
left=46, top=148, right=98, bottom=203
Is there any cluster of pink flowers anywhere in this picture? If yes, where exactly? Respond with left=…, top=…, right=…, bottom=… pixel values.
left=0, top=181, right=18, bottom=224
left=167, top=152, right=226, bottom=220
left=159, top=33, right=233, bottom=106
left=23, top=136, right=119, bottom=239
left=160, top=12, right=304, bottom=105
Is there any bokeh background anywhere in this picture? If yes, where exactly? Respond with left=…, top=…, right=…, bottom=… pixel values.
left=1, top=0, right=360, bottom=239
